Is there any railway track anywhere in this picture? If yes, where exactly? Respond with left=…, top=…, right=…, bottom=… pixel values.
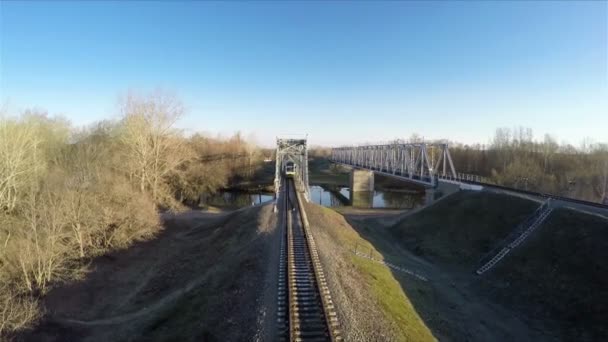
left=438, top=175, right=608, bottom=209
left=277, top=178, right=342, bottom=342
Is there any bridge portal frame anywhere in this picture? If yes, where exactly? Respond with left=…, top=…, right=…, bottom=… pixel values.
left=331, top=142, right=457, bottom=186
left=275, top=137, right=310, bottom=200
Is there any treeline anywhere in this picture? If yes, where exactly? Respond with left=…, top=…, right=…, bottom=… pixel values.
left=448, top=127, right=608, bottom=203
left=0, top=91, right=262, bottom=335
left=313, top=128, right=607, bottom=204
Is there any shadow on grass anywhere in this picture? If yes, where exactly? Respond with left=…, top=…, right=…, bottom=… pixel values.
left=474, top=208, right=608, bottom=341
left=341, top=192, right=608, bottom=341
left=344, top=216, right=461, bottom=341
left=337, top=191, right=548, bottom=341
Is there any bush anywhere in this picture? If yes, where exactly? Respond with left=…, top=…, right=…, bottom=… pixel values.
left=94, top=175, right=161, bottom=250
left=0, top=286, right=41, bottom=336
left=0, top=92, right=259, bottom=337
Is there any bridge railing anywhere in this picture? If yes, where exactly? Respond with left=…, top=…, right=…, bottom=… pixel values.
left=332, top=146, right=608, bottom=207
left=331, top=143, right=458, bottom=186
left=437, top=172, right=493, bottom=184
left=332, top=158, right=436, bottom=185
left=331, top=156, right=490, bottom=186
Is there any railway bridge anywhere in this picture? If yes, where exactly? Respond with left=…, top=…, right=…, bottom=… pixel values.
left=327, top=143, right=607, bottom=211
left=275, top=137, right=311, bottom=201
left=330, top=143, right=460, bottom=191
left=271, top=138, right=607, bottom=341
left=274, top=139, right=476, bottom=207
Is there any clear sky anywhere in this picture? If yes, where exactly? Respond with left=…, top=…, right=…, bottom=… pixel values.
left=1, top=1, right=606, bottom=147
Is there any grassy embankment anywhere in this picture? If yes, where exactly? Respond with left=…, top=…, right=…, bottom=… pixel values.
left=305, top=202, right=436, bottom=341
left=481, top=207, right=608, bottom=341
left=390, top=190, right=539, bottom=268
left=352, top=190, right=608, bottom=340
left=334, top=191, right=544, bottom=341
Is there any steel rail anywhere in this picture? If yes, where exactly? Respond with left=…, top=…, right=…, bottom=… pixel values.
left=446, top=177, right=608, bottom=209
left=278, top=178, right=342, bottom=342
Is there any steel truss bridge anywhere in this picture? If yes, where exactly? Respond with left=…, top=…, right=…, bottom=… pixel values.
left=330, top=143, right=457, bottom=187
left=275, top=137, right=310, bottom=200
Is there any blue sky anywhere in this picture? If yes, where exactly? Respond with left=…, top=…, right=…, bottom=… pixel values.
left=1, top=1, right=606, bottom=147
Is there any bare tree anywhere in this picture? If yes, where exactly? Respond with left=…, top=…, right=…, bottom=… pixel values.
left=0, top=118, right=43, bottom=212
left=0, top=190, right=76, bottom=295
left=245, top=133, right=259, bottom=178
left=492, top=127, right=511, bottom=172
left=603, top=159, right=608, bottom=202
left=0, top=285, right=41, bottom=336
left=542, top=134, right=559, bottom=173
left=118, top=91, right=193, bottom=205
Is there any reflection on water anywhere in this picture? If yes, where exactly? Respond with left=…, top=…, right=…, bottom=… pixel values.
left=310, top=185, right=424, bottom=209
left=205, top=191, right=274, bottom=208
left=310, top=186, right=349, bottom=207
left=206, top=187, right=427, bottom=209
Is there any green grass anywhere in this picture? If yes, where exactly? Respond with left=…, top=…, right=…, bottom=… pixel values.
left=352, top=256, right=436, bottom=341
left=391, top=191, right=539, bottom=267
left=308, top=205, right=436, bottom=341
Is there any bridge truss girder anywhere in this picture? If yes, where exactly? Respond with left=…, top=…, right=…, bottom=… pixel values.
left=331, top=143, right=457, bottom=186
left=275, top=137, right=310, bottom=200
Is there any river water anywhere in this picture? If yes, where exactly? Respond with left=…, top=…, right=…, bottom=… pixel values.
left=309, top=185, right=425, bottom=209
left=205, top=184, right=426, bottom=210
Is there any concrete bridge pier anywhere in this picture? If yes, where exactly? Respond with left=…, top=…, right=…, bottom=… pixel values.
left=350, top=190, right=374, bottom=208
left=349, top=169, right=375, bottom=208
left=350, top=169, right=374, bottom=192
left=425, top=189, right=435, bottom=205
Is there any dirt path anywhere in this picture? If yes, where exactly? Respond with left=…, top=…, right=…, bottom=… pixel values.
left=57, top=273, right=209, bottom=326
left=18, top=204, right=279, bottom=342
